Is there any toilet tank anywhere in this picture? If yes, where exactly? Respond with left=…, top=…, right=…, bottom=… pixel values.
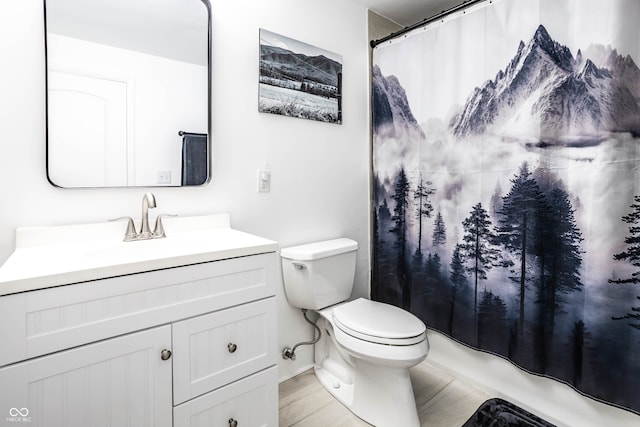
left=281, top=238, right=358, bottom=310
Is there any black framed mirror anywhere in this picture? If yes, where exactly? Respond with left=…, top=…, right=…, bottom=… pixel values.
left=44, top=0, right=211, bottom=187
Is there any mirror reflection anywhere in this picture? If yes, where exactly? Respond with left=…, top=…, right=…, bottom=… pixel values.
left=45, top=0, right=210, bottom=187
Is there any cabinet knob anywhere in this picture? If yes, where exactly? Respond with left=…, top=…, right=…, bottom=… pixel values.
left=160, top=349, right=172, bottom=360
left=227, top=343, right=237, bottom=353
left=228, top=418, right=238, bottom=427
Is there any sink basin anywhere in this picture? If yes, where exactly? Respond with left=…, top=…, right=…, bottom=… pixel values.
left=86, top=234, right=183, bottom=260
left=0, top=214, right=278, bottom=296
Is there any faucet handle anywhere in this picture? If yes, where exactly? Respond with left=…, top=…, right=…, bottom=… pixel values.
left=153, top=214, right=177, bottom=238
left=110, top=216, right=138, bottom=241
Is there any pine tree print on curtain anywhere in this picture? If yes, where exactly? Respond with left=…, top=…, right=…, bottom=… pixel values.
left=371, top=0, right=640, bottom=415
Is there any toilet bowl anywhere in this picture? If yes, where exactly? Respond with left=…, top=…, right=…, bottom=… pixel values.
left=280, top=238, right=429, bottom=427
left=314, top=298, right=428, bottom=427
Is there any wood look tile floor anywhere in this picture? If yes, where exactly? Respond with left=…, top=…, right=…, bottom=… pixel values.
left=279, top=360, right=492, bottom=427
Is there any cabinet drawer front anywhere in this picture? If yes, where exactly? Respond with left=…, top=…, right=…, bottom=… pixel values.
left=0, top=326, right=172, bottom=427
left=173, top=366, right=278, bottom=427
left=0, top=253, right=276, bottom=367
left=173, top=298, right=277, bottom=405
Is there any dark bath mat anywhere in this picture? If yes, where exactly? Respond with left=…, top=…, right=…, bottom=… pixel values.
left=462, top=398, right=557, bottom=427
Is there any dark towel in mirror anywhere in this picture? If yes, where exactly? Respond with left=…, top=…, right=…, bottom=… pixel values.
left=181, top=132, right=208, bottom=185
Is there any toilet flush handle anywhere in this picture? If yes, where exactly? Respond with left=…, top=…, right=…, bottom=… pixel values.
left=292, top=262, right=307, bottom=270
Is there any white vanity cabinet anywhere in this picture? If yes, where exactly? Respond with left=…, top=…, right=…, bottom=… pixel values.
left=0, top=225, right=279, bottom=427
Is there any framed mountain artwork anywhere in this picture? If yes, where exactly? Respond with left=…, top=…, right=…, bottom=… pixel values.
left=258, top=29, right=342, bottom=124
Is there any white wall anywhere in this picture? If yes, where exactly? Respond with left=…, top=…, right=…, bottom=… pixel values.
left=0, top=0, right=370, bottom=381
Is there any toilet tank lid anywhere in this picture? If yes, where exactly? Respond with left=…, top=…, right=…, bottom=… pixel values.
left=281, top=238, right=358, bottom=261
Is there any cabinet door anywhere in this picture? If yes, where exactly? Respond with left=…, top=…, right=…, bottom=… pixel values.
left=172, top=297, right=277, bottom=405
left=0, top=326, right=172, bottom=427
left=173, top=366, right=278, bottom=427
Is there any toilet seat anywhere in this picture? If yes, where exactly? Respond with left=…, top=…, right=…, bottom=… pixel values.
left=332, top=298, right=426, bottom=346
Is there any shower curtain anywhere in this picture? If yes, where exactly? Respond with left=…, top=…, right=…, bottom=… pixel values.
left=371, top=0, right=640, bottom=414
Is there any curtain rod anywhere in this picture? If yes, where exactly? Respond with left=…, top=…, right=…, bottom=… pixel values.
left=370, top=0, right=490, bottom=48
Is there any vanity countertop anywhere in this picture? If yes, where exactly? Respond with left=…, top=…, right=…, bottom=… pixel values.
left=0, top=214, right=278, bottom=296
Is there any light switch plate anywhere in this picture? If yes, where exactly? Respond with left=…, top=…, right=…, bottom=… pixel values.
left=257, top=170, right=271, bottom=192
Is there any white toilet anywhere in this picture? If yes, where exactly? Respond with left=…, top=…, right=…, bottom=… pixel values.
left=281, top=238, right=429, bottom=427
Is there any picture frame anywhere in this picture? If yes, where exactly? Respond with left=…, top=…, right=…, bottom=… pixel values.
left=259, top=29, right=342, bottom=124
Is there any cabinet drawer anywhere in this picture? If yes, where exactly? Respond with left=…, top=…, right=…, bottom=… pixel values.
left=172, top=297, right=277, bottom=405
left=173, top=366, right=278, bottom=427
left=0, top=252, right=276, bottom=367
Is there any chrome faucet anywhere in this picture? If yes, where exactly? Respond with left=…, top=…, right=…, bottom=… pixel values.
left=111, top=193, right=175, bottom=241
left=139, top=192, right=157, bottom=239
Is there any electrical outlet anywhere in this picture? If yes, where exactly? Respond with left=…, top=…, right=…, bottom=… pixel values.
left=257, top=170, right=271, bottom=193
left=157, top=171, right=171, bottom=184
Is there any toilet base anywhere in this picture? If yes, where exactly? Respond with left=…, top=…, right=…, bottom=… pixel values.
left=314, top=316, right=422, bottom=427
left=315, top=357, right=420, bottom=427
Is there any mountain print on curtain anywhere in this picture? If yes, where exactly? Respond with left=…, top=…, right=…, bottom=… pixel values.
left=371, top=0, right=640, bottom=414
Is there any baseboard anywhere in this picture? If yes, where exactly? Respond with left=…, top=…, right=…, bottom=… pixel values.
left=277, top=362, right=315, bottom=384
